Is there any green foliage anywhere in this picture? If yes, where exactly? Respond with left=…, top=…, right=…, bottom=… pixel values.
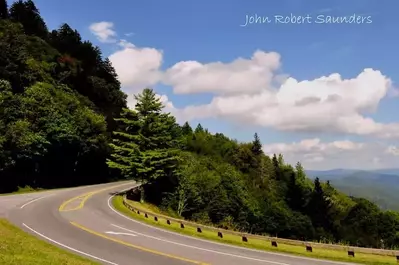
left=0, top=1, right=126, bottom=192
left=107, top=88, right=179, bottom=188
left=1, top=0, right=398, bottom=250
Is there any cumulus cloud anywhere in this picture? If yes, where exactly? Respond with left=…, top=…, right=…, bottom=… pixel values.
left=89, top=22, right=164, bottom=109
left=91, top=21, right=398, bottom=139
left=163, top=50, right=281, bottom=95
left=109, top=45, right=163, bottom=91
left=263, top=139, right=399, bottom=170
left=89, top=22, right=117, bottom=43
left=170, top=61, right=397, bottom=138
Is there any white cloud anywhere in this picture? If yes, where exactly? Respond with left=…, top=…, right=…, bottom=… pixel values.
left=386, top=146, right=399, bottom=156
left=93, top=22, right=398, bottom=139
left=167, top=54, right=397, bottom=138
left=89, top=21, right=163, bottom=109
left=89, top=22, right=117, bottom=43
left=263, top=139, right=399, bottom=170
left=163, top=50, right=281, bottom=95
left=109, top=44, right=163, bottom=91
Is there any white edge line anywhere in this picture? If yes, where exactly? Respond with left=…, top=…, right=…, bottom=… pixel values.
left=20, top=194, right=53, bottom=209
left=105, top=231, right=137, bottom=237
left=107, top=188, right=356, bottom=265
left=111, top=223, right=288, bottom=265
left=22, top=223, right=118, bottom=265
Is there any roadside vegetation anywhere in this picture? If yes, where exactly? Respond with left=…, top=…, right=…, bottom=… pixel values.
left=0, top=1, right=398, bottom=263
left=0, top=219, right=98, bottom=265
left=113, top=196, right=398, bottom=265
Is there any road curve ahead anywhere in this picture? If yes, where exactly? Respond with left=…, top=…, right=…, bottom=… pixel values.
left=3, top=182, right=358, bottom=265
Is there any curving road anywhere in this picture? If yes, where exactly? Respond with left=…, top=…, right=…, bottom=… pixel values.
left=2, top=181, right=358, bottom=265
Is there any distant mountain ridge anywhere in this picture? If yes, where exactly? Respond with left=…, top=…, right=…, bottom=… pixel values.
left=305, top=168, right=399, bottom=211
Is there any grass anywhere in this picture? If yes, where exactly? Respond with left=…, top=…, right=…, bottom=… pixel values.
left=0, top=185, right=46, bottom=196
left=112, top=195, right=398, bottom=265
left=0, top=219, right=99, bottom=265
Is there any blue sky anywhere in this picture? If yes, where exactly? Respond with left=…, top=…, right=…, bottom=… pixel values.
left=24, top=0, right=399, bottom=169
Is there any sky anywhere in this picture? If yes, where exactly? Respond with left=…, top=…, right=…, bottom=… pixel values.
left=25, top=0, right=399, bottom=170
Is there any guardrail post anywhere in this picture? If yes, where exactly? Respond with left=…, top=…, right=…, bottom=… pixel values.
left=306, top=245, right=312, bottom=252
left=348, top=250, right=355, bottom=257
left=197, top=227, right=202, bottom=233
left=218, top=232, right=223, bottom=238
left=145, top=213, right=148, bottom=218
left=242, top=236, right=248, bottom=242
left=271, top=241, right=278, bottom=247
left=137, top=210, right=140, bottom=215
left=167, top=220, right=171, bottom=225
left=180, top=223, right=185, bottom=229
left=396, top=255, right=399, bottom=262
left=154, top=216, right=158, bottom=221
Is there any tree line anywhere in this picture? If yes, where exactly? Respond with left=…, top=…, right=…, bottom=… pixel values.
left=1, top=0, right=398, bottom=249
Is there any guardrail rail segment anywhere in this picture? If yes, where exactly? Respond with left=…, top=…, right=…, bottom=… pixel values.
left=120, top=187, right=399, bottom=261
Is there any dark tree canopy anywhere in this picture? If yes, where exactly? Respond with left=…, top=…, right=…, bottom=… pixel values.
left=1, top=0, right=398, bottom=250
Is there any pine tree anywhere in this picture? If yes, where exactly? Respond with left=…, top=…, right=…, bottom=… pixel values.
left=286, top=171, right=307, bottom=212
left=251, top=132, right=263, bottom=156
left=308, top=177, right=334, bottom=239
left=9, top=0, right=48, bottom=39
left=194, top=123, right=204, bottom=134
left=108, top=88, right=179, bottom=202
left=181, top=121, right=193, bottom=135
left=134, top=88, right=179, bottom=182
left=106, top=108, right=141, bottom=179
left=0, top=0, right=8, bottom=19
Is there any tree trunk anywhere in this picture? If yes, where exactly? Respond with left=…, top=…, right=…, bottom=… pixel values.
left=139, top=186, right=145, bottom=203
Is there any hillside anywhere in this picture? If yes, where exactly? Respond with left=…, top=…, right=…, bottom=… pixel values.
left=0, top=0, right=398, bottom=250
left=306, top=170, right=399, bottom=211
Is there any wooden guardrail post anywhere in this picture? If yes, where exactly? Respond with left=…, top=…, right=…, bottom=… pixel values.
left=122, top=194, right=399, bottom=258
left=306, top=244, right=312, bottom=252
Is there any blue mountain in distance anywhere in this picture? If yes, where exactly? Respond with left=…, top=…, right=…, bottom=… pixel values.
left=305, top=168, right=399, bottom=211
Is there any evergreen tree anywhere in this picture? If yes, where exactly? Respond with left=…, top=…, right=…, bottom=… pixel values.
left=194, top=123, right=204, bottom=134
left=272, top=154, right=281, bottom=180
left=106, top=108, right=142, bottom=179
left=9, top=0, right=48, bottom=39
left=108, top=88, right=179, bottom=202
left=181, top=121, right=193, bottom=135
left=308, top=177, right=334, bottom=239
left=0, top=0, right=8, bottom=19
left=251, top=132, right=263, bottom=156
left=286, top=171, right=307, bottom=212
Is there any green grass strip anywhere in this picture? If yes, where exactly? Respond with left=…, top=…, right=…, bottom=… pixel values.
left=113, top=195, right=398, bottom=265
left=0, top=219, right=99, bottom=265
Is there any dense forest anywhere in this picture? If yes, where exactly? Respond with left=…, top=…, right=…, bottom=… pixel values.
left=1, top=0, right=399, bottom=250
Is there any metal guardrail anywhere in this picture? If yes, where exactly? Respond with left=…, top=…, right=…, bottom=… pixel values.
left=121, top=190, right=399, bottom=259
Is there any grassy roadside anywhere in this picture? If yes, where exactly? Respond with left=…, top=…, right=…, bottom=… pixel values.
left=112, top=195, right=397, bottom=265
left=0, top=219, right=99, bottom=265
left=0, top=186, right=46, bottom=196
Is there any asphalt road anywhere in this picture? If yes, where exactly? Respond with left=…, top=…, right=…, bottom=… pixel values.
left=2, top=181, right=359, bottom=265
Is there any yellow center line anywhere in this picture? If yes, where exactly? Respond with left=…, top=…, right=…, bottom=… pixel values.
left=59, top=182, right=133, bottom=212
left=70, top=221, right=210, bottom=265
